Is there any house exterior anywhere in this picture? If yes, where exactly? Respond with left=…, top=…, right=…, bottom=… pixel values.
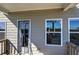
left=0, top=3, right=79, bottom=55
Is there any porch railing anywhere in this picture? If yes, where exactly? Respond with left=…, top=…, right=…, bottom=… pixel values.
left=0, top=39, right=19, bottom=55
left=66, top=42, right=79, bottom=55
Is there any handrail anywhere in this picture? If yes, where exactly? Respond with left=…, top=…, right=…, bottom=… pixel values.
left=7, top=39, right=19, bottom=55
left=66, top=42, right=79, bottom=55
left=0, top=39, right=19, bottom=55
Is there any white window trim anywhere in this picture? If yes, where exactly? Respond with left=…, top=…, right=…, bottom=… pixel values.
left=45, top=18, right=63, bottom=46
left=68, top=18, right=79, bottom=42
left=0, top=20, right=6, bottom=32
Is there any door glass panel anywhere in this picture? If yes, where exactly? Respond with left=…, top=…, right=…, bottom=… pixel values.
left=18, top=21, right=29, bottom=47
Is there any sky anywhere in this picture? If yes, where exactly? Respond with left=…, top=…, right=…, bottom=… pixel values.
left=0, top=22, right=5, bottom=29
left=47, top=20, right=61, bottom=29
left=70, top=20, right=79, bottom=30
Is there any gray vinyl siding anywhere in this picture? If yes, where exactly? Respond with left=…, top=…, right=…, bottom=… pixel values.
left=0, top=7, right=79, bottom=55
left=7, top=9, right=67, bottom=55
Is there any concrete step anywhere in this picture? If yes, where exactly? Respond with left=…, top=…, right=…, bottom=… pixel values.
left=32, top=47, right=38, bottom=51
left=33, top=52, right=44, bottom=55
left=31, top=43, right=43, bottom=55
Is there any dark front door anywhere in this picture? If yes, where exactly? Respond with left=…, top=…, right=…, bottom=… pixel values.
left=18, top=20, right=30, bottom=54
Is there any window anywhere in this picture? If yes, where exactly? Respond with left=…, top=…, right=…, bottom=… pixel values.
left=45, top=19, right=62, bottom=46
left=68, top=18, right=79, bottom=45
left=0, top=21, right=6, bottom=40
left=0, top=22, right=6, bottom=31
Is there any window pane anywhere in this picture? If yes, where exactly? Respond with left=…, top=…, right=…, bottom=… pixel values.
left=47, top=20, right=61, bottom=32
left=18, top=21, right=29, bottom=47
left=0, top=32, right=5, bottom=40
left=70, top=20, right=79, bottom=32
left=0, top=22, right=5, bottom=31
left=47, top=33, right=61, bottom=45
left=54, top=20, right=61, bottom=32
left=47, top=21, right=54, bottom=32
left=70, top=33, right=79, bottom=45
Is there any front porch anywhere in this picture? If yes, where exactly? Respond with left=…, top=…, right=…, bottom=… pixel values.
left=0, top=39, right=79, bottom=55
left=0, top=39, right=44, bottom=55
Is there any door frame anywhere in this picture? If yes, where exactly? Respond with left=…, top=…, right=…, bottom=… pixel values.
left=17, top=19, right=31, bottom=54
